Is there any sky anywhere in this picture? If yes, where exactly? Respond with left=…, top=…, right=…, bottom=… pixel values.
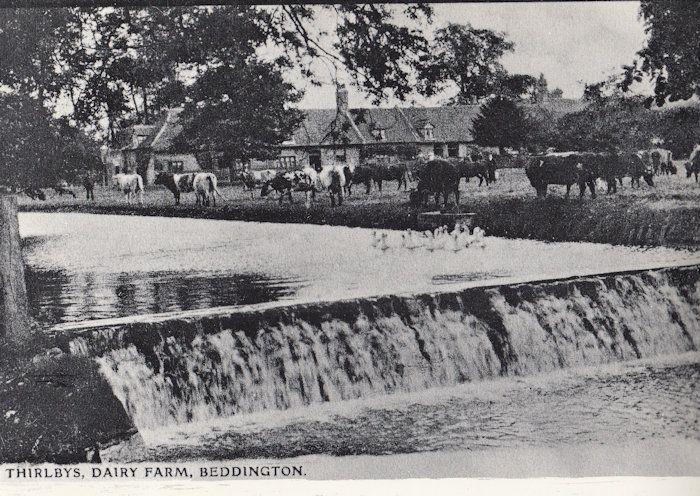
left=291, top=2, right=648, bottom=109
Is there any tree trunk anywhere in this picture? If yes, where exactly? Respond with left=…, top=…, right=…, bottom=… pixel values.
left=0, top=194, right=30, bottom=343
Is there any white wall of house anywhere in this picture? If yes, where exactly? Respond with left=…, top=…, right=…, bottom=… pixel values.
left=147, top=153, right=199, bottom=184
left=279, top=147, right=361, bottom=169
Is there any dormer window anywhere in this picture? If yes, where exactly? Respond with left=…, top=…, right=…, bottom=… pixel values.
left=422, top=123, right=435, bottom=141
left=372, top=128, right=387, bottom=141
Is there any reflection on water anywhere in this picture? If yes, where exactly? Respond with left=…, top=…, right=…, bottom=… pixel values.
left=19, top=212, right=700, bottom=327
left=25, top=267, right=299, bottom=326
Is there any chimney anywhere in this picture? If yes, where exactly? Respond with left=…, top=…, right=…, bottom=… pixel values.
left=336, top=84, right=349, bottom=114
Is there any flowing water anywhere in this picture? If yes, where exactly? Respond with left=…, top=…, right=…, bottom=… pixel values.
left=20, top=212, right=700, bottom=466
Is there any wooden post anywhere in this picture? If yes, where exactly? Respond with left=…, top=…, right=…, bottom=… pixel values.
left=0, top=194, right=30, bottom=342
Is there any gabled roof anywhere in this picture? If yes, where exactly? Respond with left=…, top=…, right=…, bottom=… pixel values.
left=401, top=106, right=481, bottom=142
left=289, top=105, right=483, bottom=147
left=114, top=108, right=186, bottom=152
left=148, top=108, right=186, bottom=152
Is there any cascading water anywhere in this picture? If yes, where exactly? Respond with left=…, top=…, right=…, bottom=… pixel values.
left=62, top=265, right=700, bottom=433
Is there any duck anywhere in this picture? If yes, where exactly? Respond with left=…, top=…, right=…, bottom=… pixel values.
left=424, top=231, right=437, bottom=252
left=404, top=229, right=420, bottom=250
left=446, top=231, right=463, bottom=253
left=370, top=230, right=381, bottom=248
left=378, top=232, right=390, bottom=251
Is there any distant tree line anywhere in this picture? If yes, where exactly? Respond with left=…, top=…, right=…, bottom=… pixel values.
left=472, top=95, right=700, bottom=157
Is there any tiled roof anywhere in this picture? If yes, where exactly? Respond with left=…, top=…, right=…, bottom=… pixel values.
left=287, top=99, right=587, bottom=147
left=149, top=108, right=186, bottom=152
left=114, top=108, right=185, bottom=152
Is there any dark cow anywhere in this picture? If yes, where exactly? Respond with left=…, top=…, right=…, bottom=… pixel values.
left=261, top=173, right=294, bottom=204
left=154, top=172, right=196, bottom=205
left=525, top=152, right=599, bottom=198
left=416, top=159, right=460, bottom=209
left=348, top=165, right=374, bottom=195
left=600, top=153, right=654, bottom=192
left=686, top=151, right=700, bottom=182
left=457, top=156, right=496, bottom=187
left=24, top=188, right=46, bottom=201
left=372, top=163, right=411, bottom=192
left=53, top=179, right=77, bottom=198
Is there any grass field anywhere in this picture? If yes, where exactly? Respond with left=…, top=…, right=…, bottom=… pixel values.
left=18, top=168, right=700, bottom=247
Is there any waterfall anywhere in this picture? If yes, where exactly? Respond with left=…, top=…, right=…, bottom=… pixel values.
left=63, top=265, right=700, bottom=431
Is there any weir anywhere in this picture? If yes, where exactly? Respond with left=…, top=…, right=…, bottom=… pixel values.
left=54, top=264, right=700, bottom=433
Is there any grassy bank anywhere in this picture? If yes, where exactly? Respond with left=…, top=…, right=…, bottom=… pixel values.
left=19, top=169, right=700, bottom=247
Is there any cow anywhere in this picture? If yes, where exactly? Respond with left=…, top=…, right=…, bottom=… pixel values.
left=348, top=165, right=374, bottom=195
left=240, top=169, right=277, bottom=190
left=112, top=173, right=144, bottom=204
left=261, top=173, right=294, bottom=204
left=650, top=148, right=674, bottom=175
left=600, top=152, right=654, bottom=191
left=23, top=188, right=46, bottom=201
left=372, top=163, right=411, bottom=193
left=53, top=179, right=77, bottom=198
left=316, top=164, right=346, bottom=207
left=525, top=152, right=599, bottom=198
left=191, top=172, right=222, bottom=207
left=457, top=156, right=497, bottom=187
left=415, top=159, right=460, bottom=209
left=154, top=172, right=196, bottom=205
left=686, top=145, right=700, bottom=182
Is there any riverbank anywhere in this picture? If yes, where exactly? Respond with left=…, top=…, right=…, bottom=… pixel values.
left=19, top=192, right=700, bottom=248
left=0, top=325, right=135, bottom=463
left=18, top=169, right=700, bottom=248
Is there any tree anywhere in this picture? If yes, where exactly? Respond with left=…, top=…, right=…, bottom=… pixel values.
left=554, top=97, right=656, bottom=153
left=418, top=22, right=541, bottom=104
left=0, top=94, right=100, bottom=343
left=174, top=59, right=304, bottom=163
left=418, top=23, right=513, bottom=104
left=0, top=5, right=436, bottom=136
left=471, top=96, right=528, bottom=153
left=620, top=1, right=700, bottom=106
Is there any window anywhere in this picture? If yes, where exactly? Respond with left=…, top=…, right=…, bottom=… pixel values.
left=278, top=156, right=297, bottom=170
left=447, top=143, right=460, bottom=158
left=372, top=129, right=386, bottom=141
left=433, top=144, right=444, bottom=157
left=422, top=124, right=434, bottom=141
left=168, top=160, right=184, bottom=173
left=335, top=149, right=347, bottom=162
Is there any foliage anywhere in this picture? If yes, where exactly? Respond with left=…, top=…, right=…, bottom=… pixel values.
left=620, top=1, right=700, bottom=105
left=471, top=96, right=528, bottom=151
left=174, top=59, right=304, bottom=162
left=418, top=23, right=512, bottom=103
left=418, top=23, right=557, bottom=104
left=553, top=97, right=700, bottom=155
left=0, top=5, right=435, bottom=131
left=0, top=94, right=100, bottom=190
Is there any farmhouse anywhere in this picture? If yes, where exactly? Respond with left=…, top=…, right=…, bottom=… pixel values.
left=278, top=85, right=586, bottom=169
left=102, top=108, right=200, bottom=185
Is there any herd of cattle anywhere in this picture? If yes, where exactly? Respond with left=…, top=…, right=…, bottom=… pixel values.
left=21, top=145, right=700, bottom=208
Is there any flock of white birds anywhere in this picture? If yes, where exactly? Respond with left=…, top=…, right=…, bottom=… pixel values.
left=371, top=223, right=487, bottom=253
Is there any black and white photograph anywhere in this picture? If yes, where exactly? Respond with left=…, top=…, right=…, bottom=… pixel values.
left=0, top=1, right=699, bottom=494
